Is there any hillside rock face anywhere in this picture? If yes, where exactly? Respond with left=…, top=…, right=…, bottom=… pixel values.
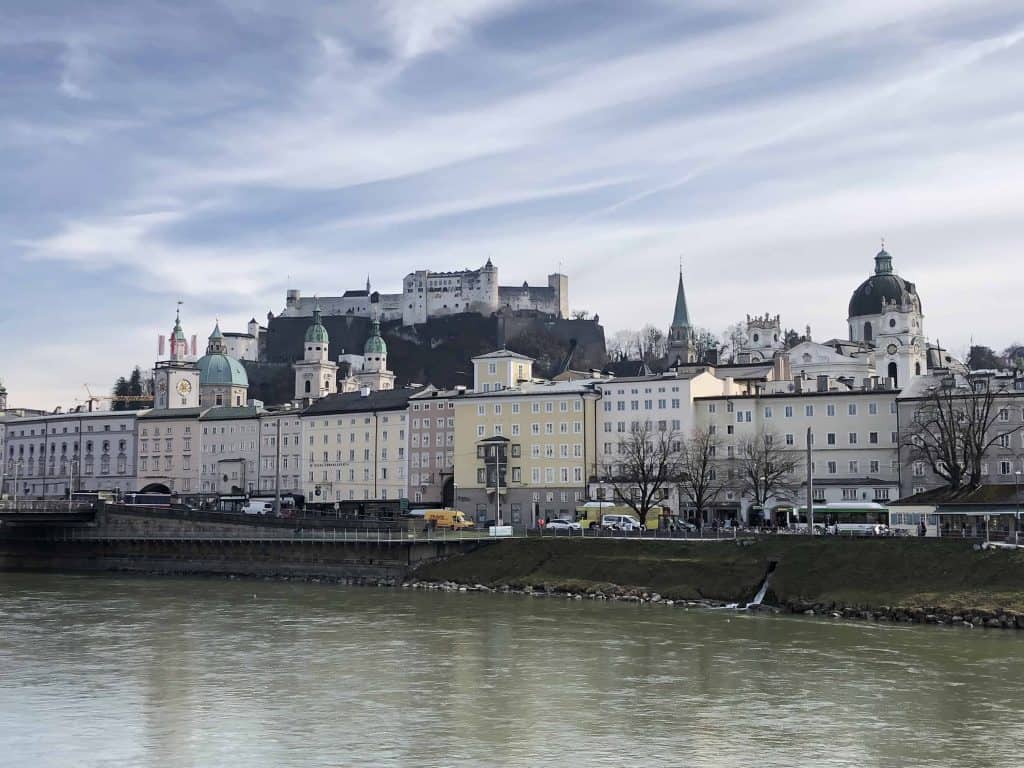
left=246, top=312, right=606, bottom=403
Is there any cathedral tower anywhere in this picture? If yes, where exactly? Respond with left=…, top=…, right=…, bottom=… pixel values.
left=666, top=266, right=696, bottom=365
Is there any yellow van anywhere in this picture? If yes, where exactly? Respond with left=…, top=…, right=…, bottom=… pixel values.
left=423, top=509, right=475, bottom=530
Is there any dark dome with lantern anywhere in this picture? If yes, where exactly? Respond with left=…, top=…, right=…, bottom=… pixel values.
left=848, top=248, right=921, bottom=318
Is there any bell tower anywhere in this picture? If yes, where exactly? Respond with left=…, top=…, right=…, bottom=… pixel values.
left=153, top=306, right=200, bottom=410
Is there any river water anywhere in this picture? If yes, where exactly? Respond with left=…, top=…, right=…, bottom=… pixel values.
left=1, top=573, right=1021, bottom=768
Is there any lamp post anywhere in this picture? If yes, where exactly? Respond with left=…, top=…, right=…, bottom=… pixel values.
left=1015, top=470, right=1021, bottom=547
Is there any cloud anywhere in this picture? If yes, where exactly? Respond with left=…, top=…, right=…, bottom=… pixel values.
left=3, top=0, right=1024, bottom=409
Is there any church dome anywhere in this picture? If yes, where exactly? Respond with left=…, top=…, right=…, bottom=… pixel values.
left=364, top=318, right=387, bottom=356
left=198, top=353, right=248, bottom=387
left=848, top=248, right=921, bottom=318
left=305, top=303, right=329, bottom=344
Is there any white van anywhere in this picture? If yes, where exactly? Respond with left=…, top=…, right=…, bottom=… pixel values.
left=242, top=501, right=273, bottom=516
left=600, top=514, right=644, bottom=532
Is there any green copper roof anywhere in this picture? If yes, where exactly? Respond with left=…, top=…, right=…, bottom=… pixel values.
left=172, top=308, right=187, bottom=341
left=209, top=321, right=223, bottom=339
left=305, top=304, right=329, bottom=344
left=198, top=353, right=249, bottom=387
left=671, top=269, right=690, bottom=328
left=364, top=318, right=387, bottom=355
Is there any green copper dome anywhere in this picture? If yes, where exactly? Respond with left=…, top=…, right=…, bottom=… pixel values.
left=198, top=353, right=249, bottom=387
left=305, top=304, right=329, bottom=344
left=364, top=318, right=387, bottom=355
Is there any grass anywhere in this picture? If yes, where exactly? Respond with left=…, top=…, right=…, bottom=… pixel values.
left=416, top=537, right=1024, bottom=613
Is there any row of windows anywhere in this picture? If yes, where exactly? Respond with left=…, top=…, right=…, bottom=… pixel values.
left=5, top=456, right=126, bottom=475
left=10, top=422, right=128, bottom=437
left=604, top=399, right=682, bottom=412
left=475, top=466, right=584, bottom=485
left=707, top=401, right=897, bottom=416
left=8, top=439, right=126, bottom=457
left=411, top=418, right=454, bottom=430
left=603, top=419, right=682, bottom=433
left=474, top=400, right=584, bottom=417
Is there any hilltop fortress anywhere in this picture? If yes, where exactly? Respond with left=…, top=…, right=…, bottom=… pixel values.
left=279, top=259, right=568, bottom=326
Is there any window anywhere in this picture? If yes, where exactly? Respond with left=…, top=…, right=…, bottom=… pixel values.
left=848, top=403, right=857, bottom=416
left=827, top=461, right=837, bottom=474
left=869, top=402, right=878, bottom=415
left=913, top=462, right=925, bottom=477
left=784, top=406, right=793, bottom=418
left=870, top=460, right=880, bottom=473
left=849, top=460, right=859, bottom=473
left=805, top=405, right=814, bottom=417
left=1000, top=460, right=1012, bottom=475
left=764, top=407, right=773, bottom=418
left=848, top=432, right=857, bottom=445
left=826, top=433, right=836, bottom=446
left=785, top=433, right=794, bottom=446
left=869, top=432, right=879, bottom=444
left=842, top=488, right=857, bottom=501
left=826, top=404, right=836, bottom=417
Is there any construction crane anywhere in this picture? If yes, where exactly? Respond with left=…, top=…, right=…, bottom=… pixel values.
left=76, top=384, right=155, bottom=412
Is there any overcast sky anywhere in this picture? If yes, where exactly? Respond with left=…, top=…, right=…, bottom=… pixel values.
left=3, top=0, right=1024, bottom=410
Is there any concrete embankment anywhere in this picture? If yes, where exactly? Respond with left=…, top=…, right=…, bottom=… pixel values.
left=414, top=537, right=1024, bottom=629
left=0, top=506, right=481, bottom=582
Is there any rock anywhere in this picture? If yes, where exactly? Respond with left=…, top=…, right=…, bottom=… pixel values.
left=984, top=618, right=1001, bottom=628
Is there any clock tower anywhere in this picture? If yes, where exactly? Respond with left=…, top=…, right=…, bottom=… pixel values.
left=153, top=307, right=201, bottom=409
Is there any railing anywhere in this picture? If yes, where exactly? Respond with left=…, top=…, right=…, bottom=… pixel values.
left=45, top=527, right=525, bottom=544
left=0, top=501, right=94, bottom=514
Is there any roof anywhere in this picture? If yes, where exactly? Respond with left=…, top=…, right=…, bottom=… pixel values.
left=806, top=477, right=898, bottom=487
left=198, top=353, right=249, bottom=387
left=305, top=304, right=329, bottom=344
left=342, top=289, right=369, bottom=298
left=672, top=270, right=690, bottom=328
left=199, top=405, right=262, bottom=421
left=848, top=249, right=921, bottom=318
left=893, top=484, right=1024, bottom=507
left=138, top=407, right=206, bottom=420
left=602, top=360, right=653, bottom=377
left=472, top=349, right=534, bottom=362
left=595, top=369, right=708, bottom=385
left=458, top=379, right=603, bottom=399
left=364, top=318, right=386, bottom=355
left=302, top=388, right=414, bottom=416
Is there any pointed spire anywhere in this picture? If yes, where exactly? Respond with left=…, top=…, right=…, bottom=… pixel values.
left=672, top=261, right=691, bottom=328
left=366, top=275, right=371, bottom=294
left=210, top=319, right=223, bottom=339
left=312, top=296, right=322, bottom=324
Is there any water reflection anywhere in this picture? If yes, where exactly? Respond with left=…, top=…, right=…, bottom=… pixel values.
left=0, top=574, right=1021, bottom=768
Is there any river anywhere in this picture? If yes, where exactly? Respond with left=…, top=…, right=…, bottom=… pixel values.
left=0, top=573, right=1021, bottom=768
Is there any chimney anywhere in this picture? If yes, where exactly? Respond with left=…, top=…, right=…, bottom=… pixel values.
left=793, top=376, right=804, bottom=394
left=816, top=375, right=829, bottom=393
left=772, top=352, right=790, bottom=382
left=360, top=386, right=371, bottom=398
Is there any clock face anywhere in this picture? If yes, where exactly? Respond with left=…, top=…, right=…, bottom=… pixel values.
left=177, top=379, right=193, bottom=395
left=886, top=343, right=898, bottom=355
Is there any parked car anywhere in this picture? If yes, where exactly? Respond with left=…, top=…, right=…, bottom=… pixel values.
left=600, top=514, right=644, bottom=532
left=545, top=518, right=582, bottom=532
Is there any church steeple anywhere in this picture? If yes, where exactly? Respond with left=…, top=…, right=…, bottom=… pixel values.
left=671, top=264, right=691, bottom=329
left=667, top=261, right=697, bottom=364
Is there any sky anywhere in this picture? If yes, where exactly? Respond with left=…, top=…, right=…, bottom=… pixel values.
left=2, top=0, right=1024, bottom=410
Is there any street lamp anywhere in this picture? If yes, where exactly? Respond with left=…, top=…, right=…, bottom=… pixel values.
left=1015, top=470, right=1021, bottom=547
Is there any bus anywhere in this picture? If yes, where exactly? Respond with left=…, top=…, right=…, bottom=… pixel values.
left=123, top=492, right=172, bottom=508
left=796, top=502, right=890, bottom=535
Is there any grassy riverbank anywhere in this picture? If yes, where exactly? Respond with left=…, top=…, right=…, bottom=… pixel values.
left=416, top=537, right=1024, bottom=614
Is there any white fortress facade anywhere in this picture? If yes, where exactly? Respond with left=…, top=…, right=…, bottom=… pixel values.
left=279, top=259, right=568, bottom=326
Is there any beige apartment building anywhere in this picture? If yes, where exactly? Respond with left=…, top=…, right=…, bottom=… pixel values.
left=453, top=350, right=601, bottom=526
left=135, top=408, right=202, bottom=494
left=300, top=389, right=413, bottom=505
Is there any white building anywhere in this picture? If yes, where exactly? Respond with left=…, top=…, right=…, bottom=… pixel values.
left=257, top=406, right=305, bottom=497
left=2, top=410, right=140, bottom=499
left=199, top=405, right=262, bottom=495
left=694, top=375, right=902, bottom=524
left=135, top=408, right=202, bottom=495
left=300, top=389, right=413, bottom=504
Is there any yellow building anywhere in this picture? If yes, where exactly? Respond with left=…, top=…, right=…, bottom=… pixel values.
left=453, top=350, right=601, bottom=527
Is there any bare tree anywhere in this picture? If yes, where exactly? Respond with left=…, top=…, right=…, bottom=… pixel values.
left=732, top=430, right=801, bottom=512
left=640, top=324, right=666, bottom=364
left=607, top=329, right=642, bottom=361
left=903, top=374, right=1023, bottom=491
left=676, top=428, right=726, bottom=522
left=602, top=422, right=681, bottom=528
